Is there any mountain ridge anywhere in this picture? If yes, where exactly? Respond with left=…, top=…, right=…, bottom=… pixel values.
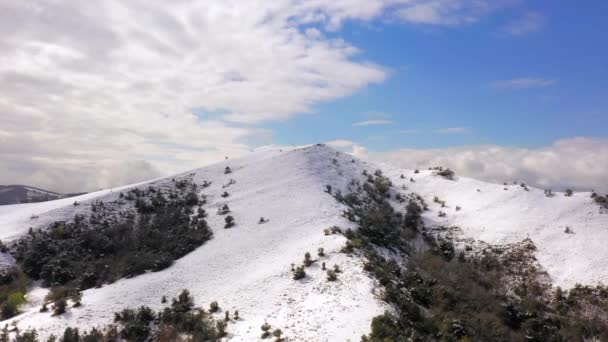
left=0, top=144, right=607, bottom=340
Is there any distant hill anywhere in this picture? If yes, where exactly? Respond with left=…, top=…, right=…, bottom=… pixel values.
left=0, top=185, right=85, bottom=205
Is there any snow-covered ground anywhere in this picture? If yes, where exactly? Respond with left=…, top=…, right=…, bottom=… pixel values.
left=2, top=145, right=387, bottom=341
left=2, top=144, right=608, bottom=339
left=382, top=166, right=608, bottom=289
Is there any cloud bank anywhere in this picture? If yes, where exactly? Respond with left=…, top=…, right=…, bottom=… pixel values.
left=330, top=138, right=608, bottom=192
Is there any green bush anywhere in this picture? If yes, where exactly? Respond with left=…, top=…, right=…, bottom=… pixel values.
left=293, top=266, right=306, bottom=280
left=209, top=301, right=219, bottom=313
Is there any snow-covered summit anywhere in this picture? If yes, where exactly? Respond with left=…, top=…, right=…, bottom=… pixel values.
left=2, top=144, right=386, bottom=341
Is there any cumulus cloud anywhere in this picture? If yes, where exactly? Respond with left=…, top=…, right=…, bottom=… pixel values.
left=0, top=1, right=393, bottom=192
left=0, top=1, right=529, bottom=192
left=367, top=138, right=608, bottom=192
left=491, top=78, right=556, bottom=89
left=326, top=140, right=369, bottom=157
left=502, top=11, right=546, bottom=36
left=353, top=120, right=393, bottom=126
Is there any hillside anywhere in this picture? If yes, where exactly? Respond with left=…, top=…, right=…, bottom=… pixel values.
left=0, top=185, right=85, bottom=206
left=0, top=145, right=607, bottom=340
left=380, top=166, right=608, bottom=289
left=0, top=145, right=386, bottom=341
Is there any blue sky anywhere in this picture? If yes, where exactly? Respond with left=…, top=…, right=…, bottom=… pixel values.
left=268, top=1, right=608, bottom=151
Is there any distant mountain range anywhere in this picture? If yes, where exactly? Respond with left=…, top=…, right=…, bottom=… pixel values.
left=0, top=185, right=85, bottom=205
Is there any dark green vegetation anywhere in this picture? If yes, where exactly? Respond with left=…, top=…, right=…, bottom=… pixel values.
left=334, top=171, right=608, bottom=342
left=1, top=290, right=226, bottom=342
left=592, top=192, right=608, bottom=211
left=1, top=178, right=212, bottom=320
left=0, top=267, right=29, bottom=320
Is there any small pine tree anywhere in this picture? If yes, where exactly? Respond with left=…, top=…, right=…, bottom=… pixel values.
left=210, top=301, right=219, bottom=313
left=225, top=310, right=230, bottom=321
left=234, top=310, right=239, bottom=320
left=317, top=248, right=325, bottom=257
left=293, top=266, right=306, bottom=280
left=71, top=290, right=82, bottom=307
left=53, top=298, right=67, bottom=316
left=221, top=191, right=230, bottom=198
left=273, top=328, right=283, bottom=342
left=261, top=322, right=272, bottom=339
left=224, top=215, right=235, bottom=228
left=218, top=204, right=230, bottom=215
left=161, top=295, right=167, bottom=304
left=565, top=189, right=574, bottom=197
left=303, top=252, right=312, bottom=267
left=327, top=270, right=338, bottom=281
left=333, top=264, right=341, bottom=273
left=224, top=166, right=232, bottom=174
left=322, top=262, right=326, bottom=270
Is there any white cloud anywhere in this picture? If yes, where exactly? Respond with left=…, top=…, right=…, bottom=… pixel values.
left=491, top=78, right=556, bottom=89
left=397, top=0, right=498, bottom=26
left=502, top=11, right=546, bottom=36
left=353, top=119, right=393, bottom=126
left=0, top=1, right=396, bottom=192
left=326, top=140, right=369, bottom=157
left=433, top=127, right=470, bottom=134
left=0, top=0, right=530, bottom=192
left=368, top=138, right=608, bottom=192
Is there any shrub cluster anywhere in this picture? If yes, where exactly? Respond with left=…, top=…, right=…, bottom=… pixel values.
left=332, top=173, right=608, bottom=341
left=2, top=180, right=212, bottom=319
left=9, top=290, right=225, bottom=342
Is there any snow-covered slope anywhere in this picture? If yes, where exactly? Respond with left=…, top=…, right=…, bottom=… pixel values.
left=2, top=145, right=386, bottom=341
left=382, top=166, right=608, bottom=289
left=2, top=144, right=608, bottom=340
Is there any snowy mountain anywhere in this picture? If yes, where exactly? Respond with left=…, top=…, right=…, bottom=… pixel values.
left=0, top=144, right=607, bottom=341
left=0, top=185, right=85, bottom=206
